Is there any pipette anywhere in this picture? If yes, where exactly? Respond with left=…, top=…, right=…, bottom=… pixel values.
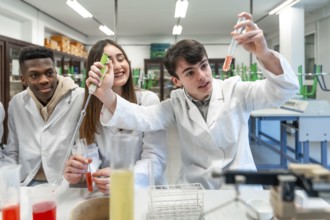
left=222, top=17, right=246, bottom=72
left=55, top=53, right=109, bottom=187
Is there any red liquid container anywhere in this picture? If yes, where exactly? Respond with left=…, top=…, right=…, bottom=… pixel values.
left=223, top=17, right=246, bottom=72
left=32, top=201, right=56, bottom=220
left=86, top=171, right=93, bottom=192
left=2, top=204, right=20, bottom=220
left=222, top=55, right=233, bottom=72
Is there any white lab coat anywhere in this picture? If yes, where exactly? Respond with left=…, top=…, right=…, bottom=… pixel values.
left=101, top=52, right=300, bottom=189
left=0, top=102, right=4, bottom=143
left=1, top=87, right=84, bottom=185
left=93, top=90, right=167, bottom=187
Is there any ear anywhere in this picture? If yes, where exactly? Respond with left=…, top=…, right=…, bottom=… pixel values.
left=172, top=77, right=182, bottom=88
left=20, top=75, right=27, bottom=87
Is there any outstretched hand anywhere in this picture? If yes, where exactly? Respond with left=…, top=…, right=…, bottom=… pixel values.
left=233, top=12, right=270, bottom=59
left=233, top=12, right=283, bottom=75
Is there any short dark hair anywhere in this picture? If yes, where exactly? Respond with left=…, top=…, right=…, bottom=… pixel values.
left=19, top=46, right=54, bottom=66
left=164, top=39, right=208, bottom=77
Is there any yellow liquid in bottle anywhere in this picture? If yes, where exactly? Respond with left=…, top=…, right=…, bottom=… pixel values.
left=110, top=170, right=134, bottom=220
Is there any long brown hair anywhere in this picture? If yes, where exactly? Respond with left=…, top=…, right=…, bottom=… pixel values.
left=80, top=39, right=137, bottom=145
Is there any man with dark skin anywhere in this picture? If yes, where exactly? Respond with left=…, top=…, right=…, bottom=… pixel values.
left=0, top=46, right=85, bottom=186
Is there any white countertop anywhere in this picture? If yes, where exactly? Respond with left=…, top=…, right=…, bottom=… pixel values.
left=1, top=182, right=329, bottom=220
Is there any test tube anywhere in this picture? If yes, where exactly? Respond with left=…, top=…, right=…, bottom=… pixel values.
left=79, top=138, right=93, bottom=192
left=84, top=142, right=93, bottom=192
left=85, top=164, right=93, bottom=192
left=222, top=17, right=246, bottom=72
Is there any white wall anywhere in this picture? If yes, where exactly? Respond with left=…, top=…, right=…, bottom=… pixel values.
left=0, top=0, right=328, bottom=78
left=0, top=13, right=23, bottom=40
left=0, top=0, right=87, bottom=45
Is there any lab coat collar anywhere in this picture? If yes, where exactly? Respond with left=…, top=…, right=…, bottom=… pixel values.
left=183, top=78, right=224, bottom=130
left=23, top=89, right=76, bottom=129
left=23, top=92, right=45, bottom=125
left=183, top=91, right=209, bottom=131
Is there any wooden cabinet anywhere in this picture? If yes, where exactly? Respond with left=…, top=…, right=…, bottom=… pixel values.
left=53, top=51, right=86, bottom=87
left=208, top=58, right=235, bottom=79
left=0, top=35, right=86, bottom=144
left=0, top=36, right=33, bottom=144
left=144, top=58, right=175, bottom=101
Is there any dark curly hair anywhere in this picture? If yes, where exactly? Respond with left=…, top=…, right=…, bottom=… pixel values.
left=164, top=39, right=208, bottom=78
left=19, top=46, right=54, bottom=66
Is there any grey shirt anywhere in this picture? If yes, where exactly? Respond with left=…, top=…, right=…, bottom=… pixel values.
left=184, top=90, right=211, bottom=121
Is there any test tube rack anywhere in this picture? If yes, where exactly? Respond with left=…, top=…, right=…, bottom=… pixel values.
left=147, top=183, right=204, bottom=220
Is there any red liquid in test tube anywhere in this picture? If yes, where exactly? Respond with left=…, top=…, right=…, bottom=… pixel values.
left=222, top=17, right=246, bottom=72
left=2, top=204, right=20, bottom=220
left=86, top=171, right=93, bottom=192
left=222, top=55, right=233, bottom=72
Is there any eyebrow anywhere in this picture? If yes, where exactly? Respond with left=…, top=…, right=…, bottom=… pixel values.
left=27, top=67, right=54, bottom=74
left=181, top=58, right=208, bottom=74
left=108, top=53, right=124, bottom=60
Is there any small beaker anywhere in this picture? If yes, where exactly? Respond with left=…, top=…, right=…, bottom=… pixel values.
left=110, top=133, right=135, bottom=220
left=0, top=164, right=21, bottom=220
left=28, top=183, right=57, bottom=220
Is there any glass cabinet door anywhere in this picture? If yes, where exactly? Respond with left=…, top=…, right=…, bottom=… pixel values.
left=54, top=54, right=63, bottom=75
left=163, top=69, right=174, bottom=100
left=208, top=58, right=234, bottom=80
left=144, top=59, right=175, bottom=101
left=145, top=61, right=162, bottom=99
left=8, top=44, right=25, bottom=99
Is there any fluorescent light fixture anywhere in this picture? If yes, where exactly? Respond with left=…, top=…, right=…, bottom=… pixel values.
left=172, top=25, right=182, bottom=35
left=174, top=0, right=189, bottom=18
left=66, top=0, right=93, bottom=18
left=99, top=25, right=115, bottom=36
left=269, top=0, right=300, bottom=15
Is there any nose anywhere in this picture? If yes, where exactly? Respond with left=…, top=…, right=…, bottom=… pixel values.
left=39, top=74, right=49, bottom=84
left=197, top=69, right=206, bottom=81
left=112, top=59, right=120, bottom=71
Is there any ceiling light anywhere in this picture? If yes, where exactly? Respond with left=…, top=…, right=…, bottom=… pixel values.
left=174, top=0, right=189, bottom=18
left=269, top=0, right=300, bottom=15
left=172, top=25, right=182, bottom=35
left=99, top=25, right=115, bottom=36
left=66, top=0, right=93, bottom=18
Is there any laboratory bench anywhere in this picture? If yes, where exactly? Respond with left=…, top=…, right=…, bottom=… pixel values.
left=249, top=99, right=330, bottom=170
left=4, top=183, right=329, bottom=220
